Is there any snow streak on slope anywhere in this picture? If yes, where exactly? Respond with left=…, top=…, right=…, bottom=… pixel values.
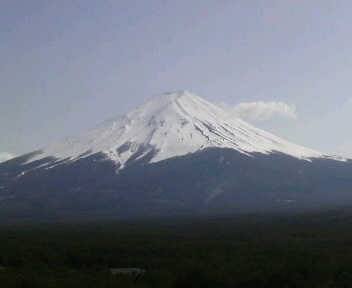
left=27, top=91, right=343, bottom=168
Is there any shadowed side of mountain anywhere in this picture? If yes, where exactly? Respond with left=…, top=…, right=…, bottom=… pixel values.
left=1, top=148, right=352, bottom=224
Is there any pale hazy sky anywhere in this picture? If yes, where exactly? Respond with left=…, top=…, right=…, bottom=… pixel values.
left=1, top=0, right=352, bottom=159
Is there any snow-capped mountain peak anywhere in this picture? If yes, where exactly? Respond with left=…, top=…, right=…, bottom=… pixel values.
left=27, top=91, right=343, bottom=169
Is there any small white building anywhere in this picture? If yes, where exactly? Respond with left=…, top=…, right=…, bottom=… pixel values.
left=109, top=268, right=146, bottom=276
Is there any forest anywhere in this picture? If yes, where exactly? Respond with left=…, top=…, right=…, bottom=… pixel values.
left=1, top=210, right=352, bottom=287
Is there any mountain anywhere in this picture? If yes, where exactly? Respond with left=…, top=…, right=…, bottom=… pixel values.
left=12, top=91, right=343, bottom=168
left=1, top=91, right=351, bottom=223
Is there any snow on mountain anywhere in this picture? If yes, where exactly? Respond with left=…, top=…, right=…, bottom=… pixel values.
left=27, top=91, right=344, bottom=169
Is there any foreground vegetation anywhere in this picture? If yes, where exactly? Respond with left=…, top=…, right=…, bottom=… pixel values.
left=2, top=210, right=352, bottom=287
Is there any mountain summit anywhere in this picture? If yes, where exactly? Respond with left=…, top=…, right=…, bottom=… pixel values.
left=27, top=91, right=340, bottom=170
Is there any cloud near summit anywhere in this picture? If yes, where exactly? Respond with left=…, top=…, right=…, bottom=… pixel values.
left=0, top=152, right=16, bottom=163
left=222, top=101, right=297, bottom=120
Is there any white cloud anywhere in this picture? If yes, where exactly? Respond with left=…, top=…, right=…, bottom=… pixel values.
left=0, top=152, right=16, bottom=163
left=222, top=101, right=297, bottom=120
